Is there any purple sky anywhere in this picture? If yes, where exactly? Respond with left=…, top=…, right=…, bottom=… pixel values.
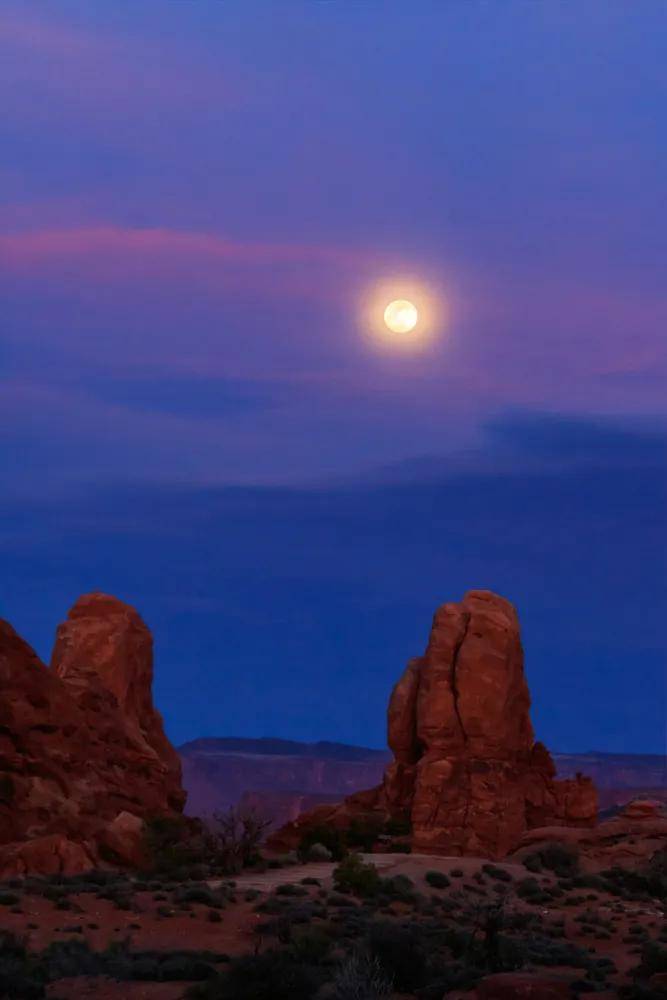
left=1, top=2, right=666, bottom=753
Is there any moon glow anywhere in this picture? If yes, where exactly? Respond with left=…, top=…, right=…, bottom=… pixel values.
left=384, top=299, right=419, bottom=334
left=362, top=279, right=442, bottom=352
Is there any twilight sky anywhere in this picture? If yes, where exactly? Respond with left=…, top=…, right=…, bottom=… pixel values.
left=1, top=1, right=666, bottom=753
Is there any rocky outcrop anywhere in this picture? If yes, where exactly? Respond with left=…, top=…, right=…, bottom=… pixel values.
left=271, top=590, right=597, bottom=858
left=51, top=593, right=183, bottom=812
left=0, top=594, right=184, bottom=875
left=511, top=797, right=667, bottom=871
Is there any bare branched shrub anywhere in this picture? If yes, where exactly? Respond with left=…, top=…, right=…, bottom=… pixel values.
left=207, top=808, right=271, bottom=874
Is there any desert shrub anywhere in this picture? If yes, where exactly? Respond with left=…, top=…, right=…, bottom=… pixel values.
left=334, top=855, right=381, bottom=898
left=0, top=931, right=45, bottom=999
left=331, top=952, right=393, bottom=1000
left=206, top=808, right=271, bottom=874
left=632, top=940, right=667, bottom=979
left=255, top=896, right=289, bottom=914
left=378, top=874, right=416, bottom=903
left=298, top=826, right=347, bottom=862
left=600, top=865, right=659, bottom=901
left=366, top=920, right=426, bottom=991
left=144, top=809, right=268, bottom=878
left=542, top=841, right=580, bottom=875
left=425, top=870, right=450, bottom=889
left=306, top=842, right=332, bottom=862
left=301, top=876, right=321, bottom=886
left=523, top=842, right=579, bottom=877
left=648, top=847, right=667, bottom=878
left=482, top=864, right=512, bottom=883
left=172, top=886, right=224, bottom=907
left=450, top=868, right=464, bottom=877
left=619, top=988, right=667, bottom=1000
left=40, top=938, right=106, bottom=980
left=276, top=883, right=308, bottom=897
left=143, top=815, right=209, bottom=876
left=0, top=892, right=20, bottom=906
left=188, top=949, right=321, bottom=1000
left=289, top=928, right=332, bottom=964
left=328, top=893, right=356, bottom=908
left=523, top=853, right=543, bottom=873
left=523, top=934, right=592, bottom=970
left=515, top=876, right=552, bottom=904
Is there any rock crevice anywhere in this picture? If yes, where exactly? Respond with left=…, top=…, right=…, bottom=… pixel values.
left=271, top=590, right=598, bottom=858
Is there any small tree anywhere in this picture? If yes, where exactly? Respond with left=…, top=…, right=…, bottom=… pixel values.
left=333, top=854, right=381, bottom=898
left=208, top=807, right=271, bottom=874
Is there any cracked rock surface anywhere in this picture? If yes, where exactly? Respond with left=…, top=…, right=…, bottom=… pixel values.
left=271, top=590, right=598, bottom=858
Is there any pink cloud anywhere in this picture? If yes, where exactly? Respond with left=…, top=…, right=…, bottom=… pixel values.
left=0, top=224, right=378, bottom=329
left=0, top=6, right=248, bottom=132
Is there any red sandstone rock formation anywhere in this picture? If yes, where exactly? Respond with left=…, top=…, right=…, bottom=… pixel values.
left=51, top=593, right=183, bottom=811
left=0, top=594, right=185, bottom=875
left=271, top=590, right=597, bottom=858
left=511, top=796, right=667, bottom=871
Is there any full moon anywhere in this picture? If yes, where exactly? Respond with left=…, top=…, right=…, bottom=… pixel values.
left=384, top=299, right=419, bottom=334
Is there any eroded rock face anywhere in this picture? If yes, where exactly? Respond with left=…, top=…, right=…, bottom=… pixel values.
left=51, top=593, right=183, bottom=812
left=0, top=594, right=185, bottom=875
left=271, top=590, right=597, bottom=858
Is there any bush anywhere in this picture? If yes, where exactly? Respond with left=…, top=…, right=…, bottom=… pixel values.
left=523, top=842, right=580, bottom=877
left=633, top=940, right=667, bottom=978
left=40, top=938, right=106, bottom=980
left=289, top=928, right=331, bottom=965
left=331, top=952, right=393, bottom=1000
left=306, top=842, right=332, bottom=862
left=0, top=931, right=45, bottom=999
left=366, top=920, right=426, bottom=991
left=206, top=808, right=271, bottom=874
left=144, top=809, right=269, bottom=878
left=334, top=855, right=381, bottom=898
left=298, top=826, right=347, bottom=862
left=516, top=877, right=552, bottom=905
left=425, top=870, right=450, bottom=889
left=188, top=949, right=322, bottom=1000
left=276, top=883, right=308, bottom=897
left=172, top=886, right=224, bottom=907
left=143, top=815, right=208, bottom=876
left=378, top=874, right=416, bottom=903
left=482, top=864, right=512, bottom=883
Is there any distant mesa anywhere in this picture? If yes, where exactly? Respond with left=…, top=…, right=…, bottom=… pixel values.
left=178, top=738, right=665, bottom=827
left=0, top=593, right=185, bottom=876
left=270, top=590, right=598, bottom=858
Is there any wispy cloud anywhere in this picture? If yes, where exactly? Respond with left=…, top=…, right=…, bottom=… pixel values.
left=0, top=7, right=247, bottom=125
